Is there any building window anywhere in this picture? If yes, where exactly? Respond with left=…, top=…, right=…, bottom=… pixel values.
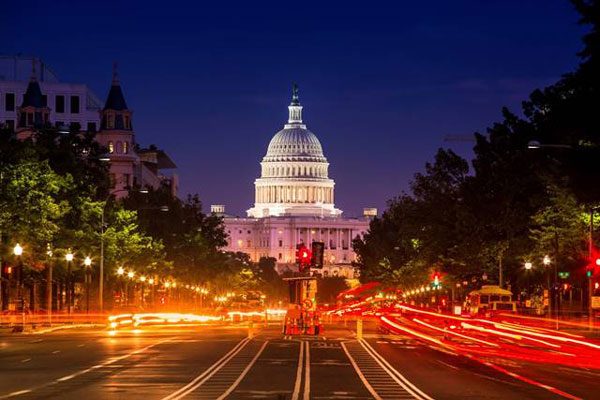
left=27, top=113, right=33, bottom=126
left=5, top=120, right=15, bottom=131
left=278, top=253, right=282, bottom=260
left=123, top=141, right=129, bottom=154
left=41, top=95, right=47, bottom=107
left=108, top=141, right=114, bottom=153
left=239, top=230, right=242, bottom=234
left=124, top=115, right=130, bottom=129
left=55, top=95, right=65, bottom=113
left=116, top=141, right=122, bottom=153
left=279, top=240, right=283, bottom=247
left=247, top=230, right=251, bottom=234
left=109, top=173, right=116, bottom=189
left=5, top=93, right=15, bottom=111
left=247, top=240, right=252, bottom=247
left=87, top=122, right=96, bottom=132
left=123, top=173, right=130, bottom=187
left=70, top=96, right=80, bottom=114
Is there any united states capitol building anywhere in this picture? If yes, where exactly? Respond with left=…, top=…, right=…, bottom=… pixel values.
left=217, top=86, right=374, bottom=278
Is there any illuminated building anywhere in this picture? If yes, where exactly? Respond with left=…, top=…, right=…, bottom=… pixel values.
left=220, top=85, right=374, bottom=277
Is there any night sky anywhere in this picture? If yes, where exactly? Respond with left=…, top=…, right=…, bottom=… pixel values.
left=2, top=1, right=584, bottom=217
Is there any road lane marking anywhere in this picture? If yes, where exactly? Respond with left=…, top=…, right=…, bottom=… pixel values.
left=3, top=390, right=31, bottom=398
left=215, top=340, right=269, bottom=400
left=435, top=360, right=459, bottom=370
left=0, top=337, right=175, bottom=399
left=303, top=341, right=310, bottom=400
left=52, top=350, right=61, bottom=354
left=161, top=337, right=250, bottom=400
left=20, top=358, right=31, bottom=363
left=291, top=340, right=304, bottom=400
left=341, top=342, right=382, bottom=400
left=360, top=339, right=434, bottom=400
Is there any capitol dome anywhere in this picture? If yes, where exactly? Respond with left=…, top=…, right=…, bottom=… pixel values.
left=264, top=127, right=326, bottom=163
left=247, top=85, right=342, bottom=218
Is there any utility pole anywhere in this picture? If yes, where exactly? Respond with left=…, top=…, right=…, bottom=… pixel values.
left=589, top=208, right=594, bottom=329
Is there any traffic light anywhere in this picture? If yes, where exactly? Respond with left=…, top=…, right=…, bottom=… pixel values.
left=431, top=272, right=442, bottom=289
left=296, top=244, right=311, bottom=272
left=311, top=241, right=325, bottom=269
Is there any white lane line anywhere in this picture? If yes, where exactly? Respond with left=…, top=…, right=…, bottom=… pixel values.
left=303, top=341, right=310, bottom=400
left=161, top=338, right=250, bottom=400
left=436, top=360, right=459, bottom=370
left=20, top=359, right=31, bottom=363
left=0, top=337, right=175, bottom=399
left=216, top=340, right=269, bottom=400
left=2, top=390, right=31, bottom=398
left=360, top=339, right=434, bottom=400
left=291, top=340, right=305, bottom=400
left=341, top=342, right=382, bottom=400
left=52, top=350, right=61, bottom=354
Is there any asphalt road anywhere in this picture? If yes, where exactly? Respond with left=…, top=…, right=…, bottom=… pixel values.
left=0, top=322, right=597, bottom=399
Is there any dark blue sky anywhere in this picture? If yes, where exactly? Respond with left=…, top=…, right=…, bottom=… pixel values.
left=3, top=1, right=585, bottom=216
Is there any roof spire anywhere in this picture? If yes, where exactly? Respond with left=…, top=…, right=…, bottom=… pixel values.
left=291, top=82, right=300, bottom=105
left=112, top=61, right=119, bottom=85
left=31, top=57, right=37, bottom=81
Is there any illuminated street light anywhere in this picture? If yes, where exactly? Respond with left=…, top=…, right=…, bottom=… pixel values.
left=117, top=266, right=125, bottom=276
left=543, top=255, right=551, bottom=266
left=12, top=243, right=24, bottom=332
left=164, top=281, right=171, bottom=288
left=65, top=249, right=74, bottom=315
left=127, top=270, right=135, bottom=279
left=13, top=243, right=23, bottom=256
left=148, top=278, right=155, bottom=285
left=524, top=262, right=533, bottom=270
left=140, top=275, right=147, bottom=282
left=84, top=256, right=92, bottom=267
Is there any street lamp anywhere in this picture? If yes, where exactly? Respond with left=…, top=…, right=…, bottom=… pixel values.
left=524, top=262, right=533, bottom=270
left=65, top=250, right=74, bottom=315
left=84, top=256, right=92, bottom=315
left=13, top=244, right=24, bottom=332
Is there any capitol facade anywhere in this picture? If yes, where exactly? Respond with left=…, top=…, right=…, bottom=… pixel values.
left=220, top=86, right=373, bottom=278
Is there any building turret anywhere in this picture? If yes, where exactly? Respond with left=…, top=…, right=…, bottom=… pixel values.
left=16, top=59, right=50, bottom=139
left=96, top=63, right=139, bottom=195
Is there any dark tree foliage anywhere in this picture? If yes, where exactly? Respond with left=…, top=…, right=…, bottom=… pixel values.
left=354, top=1, right=599, bottom=289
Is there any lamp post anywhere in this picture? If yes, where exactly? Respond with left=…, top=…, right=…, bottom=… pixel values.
left=126, top=270, right=135, bottom=306
left=46, top=245, right=53, bottom=325
left=84, top=256, right=92, bottom=315
left=13, top=244, right=24, bottom=332
left=140, top=275, right=146, bottom=308
left=65, top=250, right=74, bottom=316
left=116, top=266, right=124, bottom=307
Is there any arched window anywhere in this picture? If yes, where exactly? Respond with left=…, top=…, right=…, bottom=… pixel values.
left=123, top=141, right=129, bottom=154
left=116, top=141, right=123, bottom=154
left=108, top=141, right=114, bottom=154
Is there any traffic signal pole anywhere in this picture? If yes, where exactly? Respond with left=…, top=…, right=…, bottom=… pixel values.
left=589, top=208, right=594, bottom=330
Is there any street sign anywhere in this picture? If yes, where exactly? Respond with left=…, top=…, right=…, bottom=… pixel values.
left=558, top=271, right=570, bottom=279
left=591, top=296, right=600, bottom=309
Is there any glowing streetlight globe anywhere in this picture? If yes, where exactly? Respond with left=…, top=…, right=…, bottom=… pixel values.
left=543, top=255, right=551, bottom=266
left=148, top=278, right=155, bottom=285
left=117, top=266, right=125, bottom=275
left=127, top=271, right=135, bottom=279
left=524, top=262, right=533, bottom=270
left=13, top=243, right=23, bottom=256
left=140, top=276, right=146, bottom=282
left=84, top=256, right=92, bottom=267
left=65, top=251, right=74, bottom=262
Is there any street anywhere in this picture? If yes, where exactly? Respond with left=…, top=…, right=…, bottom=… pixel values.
left=1, top=321, right=597, bottom=399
